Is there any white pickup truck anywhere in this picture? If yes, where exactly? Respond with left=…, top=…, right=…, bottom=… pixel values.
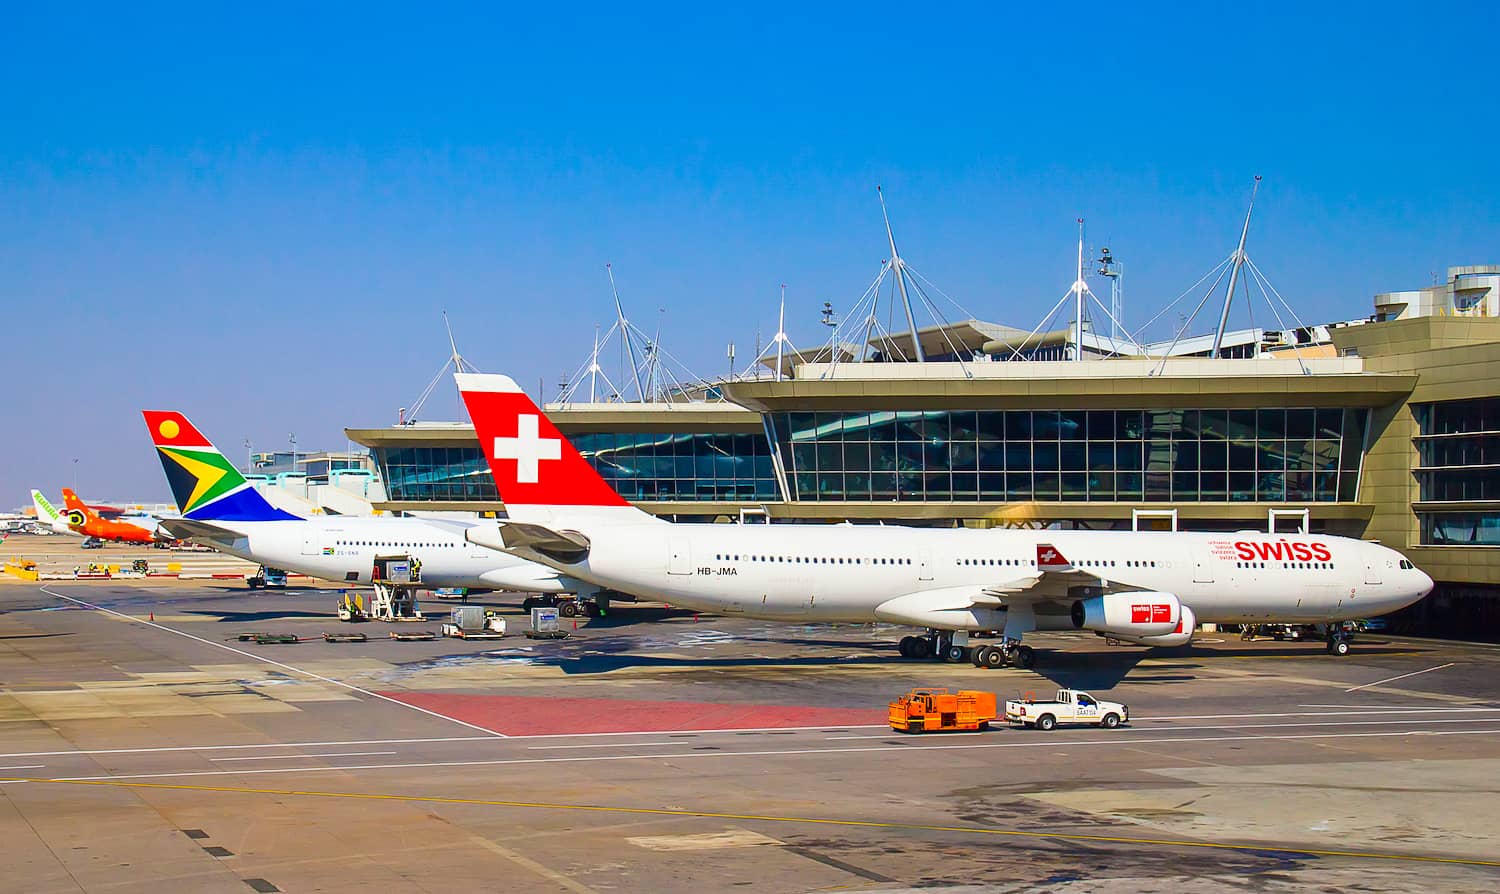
left=1004, top=689, right=1129, bottom=731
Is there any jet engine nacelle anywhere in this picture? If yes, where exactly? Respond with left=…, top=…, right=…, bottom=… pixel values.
left=1071, top=591, right=1183, bottom=637
left=1100, top=604, right=1197, bottom=647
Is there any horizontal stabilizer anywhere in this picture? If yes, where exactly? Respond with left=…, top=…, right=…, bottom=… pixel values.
left=466, top=521, right=591, bottom=564
left=159, top=518, right=247, bottom=551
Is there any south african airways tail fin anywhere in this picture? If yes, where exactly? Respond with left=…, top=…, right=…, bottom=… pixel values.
left=142, top=411, right=300, bottom=522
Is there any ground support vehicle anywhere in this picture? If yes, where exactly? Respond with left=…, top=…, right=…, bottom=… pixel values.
left=1005, top=689, right=1129, bottom=730
left=888, top=689, right=997, bottom=733
left=441, top=605, right=507, bottom=640
left=247, top=566, right=288, bottom=589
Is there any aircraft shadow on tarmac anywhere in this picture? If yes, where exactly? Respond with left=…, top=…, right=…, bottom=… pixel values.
left=185, top=609, right=334, bottom=623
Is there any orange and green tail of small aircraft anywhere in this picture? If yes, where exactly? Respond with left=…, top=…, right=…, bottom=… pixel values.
left=60, top=488, right=160, bottom=544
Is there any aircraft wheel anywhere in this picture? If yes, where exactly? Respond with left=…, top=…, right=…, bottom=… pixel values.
left=898, top=636, right=915, bottom=659
left=1015, top=645, right=1036, bottom=669
left=970, top=645, right=986, bottom=667
left=910, top=637, right=933, bottom=660
left=559, top=602, right=580, bottom=618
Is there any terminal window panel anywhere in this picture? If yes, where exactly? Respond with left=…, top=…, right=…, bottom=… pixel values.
left=1413, top=396, right=1500, bottom=508
left=377, top=434, right=780, bottom=504
left=769, top=408, right=1366, bottom=503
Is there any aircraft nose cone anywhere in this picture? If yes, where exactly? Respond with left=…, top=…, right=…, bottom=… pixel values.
left=1418, top=569, right=1435, bottom=598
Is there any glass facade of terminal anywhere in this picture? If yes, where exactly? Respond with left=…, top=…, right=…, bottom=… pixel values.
left=769, top=408, right=1367, bottom=503
left=1415, top=397, right=1500, bottom=545
left=379, top=432, right=780, bottom=503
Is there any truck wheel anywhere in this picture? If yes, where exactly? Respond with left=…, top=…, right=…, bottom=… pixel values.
left=559, top=602, right=580, bottom=618
left=945, top=644, right=967, bottom=663
left=898, top=636, right=913, bottom=658
left=910, top=637, right=933, bottom=660
left=1102, top=713, right=1121, bottom=729
left=1037, top=714, right=1056, bottom=731
left=247, top=578, right=263, bottom=589
left=1332, top=639, right=1351, bottom=656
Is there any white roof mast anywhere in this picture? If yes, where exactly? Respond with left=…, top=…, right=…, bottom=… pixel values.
left=1211, top=175, right=1261, bottom=358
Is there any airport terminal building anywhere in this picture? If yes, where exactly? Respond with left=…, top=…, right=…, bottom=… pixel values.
left=349, top=266, right=1500, bottom=636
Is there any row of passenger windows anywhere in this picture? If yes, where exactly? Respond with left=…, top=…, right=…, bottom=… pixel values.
left=713, top=554, right=913, bottom=565
left=335, top=540, right=456, bottom=549
left=1234, top=560, right=1337, bottom=570
left=954, top=557, right=1161, bottom=569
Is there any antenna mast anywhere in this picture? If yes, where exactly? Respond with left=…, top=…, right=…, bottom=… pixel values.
left=878, top=186, right=925, bottom=362
left=1098, top=247, right=1122, bottom=342
left=1211, top=176, right=1261, bottom=357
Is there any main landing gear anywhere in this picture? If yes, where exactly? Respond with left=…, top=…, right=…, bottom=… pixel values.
left=897, top=632, right=1036, bottom=669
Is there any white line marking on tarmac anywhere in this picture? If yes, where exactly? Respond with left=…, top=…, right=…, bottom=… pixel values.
left=1345, top=663, right=1457, bottom=693
left=506, top=724, right=891, bottom=740
left=527, top=742, right=684, bottom=750
left=0, top=736, right=495, bottom=760
left=39, top=586, right=507, bottom=738
left=1136, top=707, right=1498, bottom=721
left=28, top=727, right=1500, bottom=783
left=0, top=765, right=45, bottom=771
left=211, top=751, right=398, bottom=762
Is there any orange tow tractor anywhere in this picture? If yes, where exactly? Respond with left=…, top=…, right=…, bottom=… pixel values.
left=888, top=688, right=998, bottom=733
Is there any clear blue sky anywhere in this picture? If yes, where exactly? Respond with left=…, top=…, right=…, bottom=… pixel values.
left=4, top=2, right=1498, bottom=506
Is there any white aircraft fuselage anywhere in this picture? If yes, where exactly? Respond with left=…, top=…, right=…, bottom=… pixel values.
left=176, top=515, right=569, bottom=592
left=474, top=516, right=1432, bottom=630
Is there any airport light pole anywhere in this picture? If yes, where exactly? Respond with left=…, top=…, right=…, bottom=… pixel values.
left=287, top=433, right=296, bottom=476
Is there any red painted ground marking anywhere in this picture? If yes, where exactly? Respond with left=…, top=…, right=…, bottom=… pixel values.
left=375, top=692, right=886, bottom=736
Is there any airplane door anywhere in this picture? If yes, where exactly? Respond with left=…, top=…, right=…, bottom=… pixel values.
left=301, top=535, right=319, bottom=556
left=1364, top=555, right=1383, bottom=585
left=1193, top=546, right=1214, bottom=584
left=918, top=547, right=933, bottom=581
left=667, top=535, right=692, bottom=575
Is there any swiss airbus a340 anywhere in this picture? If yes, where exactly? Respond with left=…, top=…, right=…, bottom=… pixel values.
left=455, top=372, right=1433, bottom=668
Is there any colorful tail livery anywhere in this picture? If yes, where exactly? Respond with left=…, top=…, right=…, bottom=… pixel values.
left=455, top=373, right=631, bottom=511
left=143, top=411, right=299, bottom=522
left=30, top=490, right=71, bottom=534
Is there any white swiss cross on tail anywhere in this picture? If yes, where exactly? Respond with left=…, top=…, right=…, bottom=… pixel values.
left=456, top=372, right=631, bottom=511
left=494, top=414, right=561, bottom=483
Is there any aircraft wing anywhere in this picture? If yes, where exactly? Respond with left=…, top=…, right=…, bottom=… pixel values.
left=874, top=543, right=1146, bottom=630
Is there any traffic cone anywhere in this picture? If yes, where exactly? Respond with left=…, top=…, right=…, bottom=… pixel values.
left=693, top=613, right=699, bottom=623
left=572, top=618, right=578, bottom=630
left=148, top=611, right=154, bottom=622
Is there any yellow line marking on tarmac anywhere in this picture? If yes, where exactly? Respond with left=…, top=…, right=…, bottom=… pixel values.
left=4, top=776, right=1497, bottom=869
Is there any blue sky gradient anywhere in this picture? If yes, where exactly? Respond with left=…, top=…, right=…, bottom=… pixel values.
left=5, top=3, right=1498, bottom=504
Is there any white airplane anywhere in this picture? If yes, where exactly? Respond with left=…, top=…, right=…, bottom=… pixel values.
left=142, top=410, right=576, bottom=594
left=30, top=490, right=78, bottom=536
left=455, top=372, right=1435, bottom=667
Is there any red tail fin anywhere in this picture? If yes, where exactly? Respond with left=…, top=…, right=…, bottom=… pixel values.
left=456, top=373, right=629, bottom=509
left=1036, top=543, right=1072, bottom=571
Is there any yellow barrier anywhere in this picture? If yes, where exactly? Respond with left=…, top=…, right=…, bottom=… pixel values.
left=167, top=562, right=182, bottom=573
left=4, top=559, right=40, bottom=581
